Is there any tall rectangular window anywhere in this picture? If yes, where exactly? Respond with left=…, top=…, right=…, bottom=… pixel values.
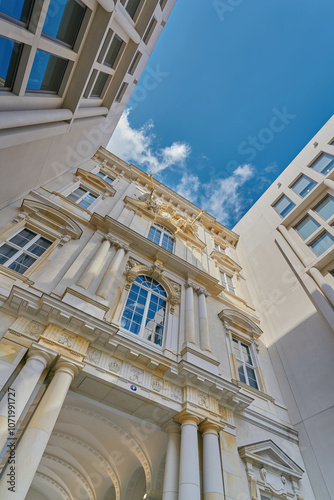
left=0, top=228, right=52, bottom=274
left=232, top=338, right=259, bottom=389
left=96, top=171, right=114, bottom=184
left=0, top=36, right=22, bottom=90
left=91, top=72, right=109, bottom=97
left=67, top=187, right=97, bottom=209
left=122, top=0, right=141, bottom=19
left=27, top=50, right=68, bottom=92
left=310, top=154, right=334, bottom=175
left=309, top=232, right=334, bottom=256
left=313, top=195, right=334, bottom=220
left=143, top=17, right=157, bottom=44
left=128, top=51, right=142, bottom=75
left=294, top=215, right=320, bottom=240
left=273, top=195, right=295, bottom=217
left=147, top=225, right=174, bottom=253
left=220, top=272, right=235, bottom=294
left=115, top=82, right=128, bottom=102
left=290, top=175, right=317, bottom=198
left=43, top=0, right=86, bottom=48
left=104, top=34, right=124, bottom=69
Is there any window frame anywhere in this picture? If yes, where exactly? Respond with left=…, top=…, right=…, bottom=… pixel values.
left=308, top=153, right=334, bottom=176
left=272, top=194, right=296, bottom=218
left=66, top=185, right=99, bottom=210
left=290, top=174, right=317, bottom=198
left=147, top=224, right=175, bottom=253
left=120, top=275, right=167, bottom=347
left=232, top=337, right=259, bottom=390
left=220, top=271, right=235, bottom=295
left=96, top=171, right=115, bottom=184
left=41, top=0, right=87, bottom=50
left=0, top=227, right=53, bottom=275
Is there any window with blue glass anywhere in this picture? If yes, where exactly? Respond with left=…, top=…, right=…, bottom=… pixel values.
left=67, top=186, right=98, bottom=209
left=290, top=175, right=317, bottom=198
left=0, top=228, right=52, bottom=274
left=309, top=231, right=334, bottom=256
left=310, top=154, right=334, bottom=175
left=313, top=195, right=334, bottom=220
left=96, top=171, right=114, bottom=184
left=0, top=0, right=34, bottom=25
left=147, top=224, right=174, bottom=252
left=120, top=275, right=167, bottom=346
left=0, top=36, right=22, bottom=90
left=42, top=0, right=86, bottom=48
left=232, top=338, right=259, bottom=389
left=273, top=195, right=295, bottom=217
left=27, top=50, right=68, bottom=92
left=294, top=215, right=320, bottom=240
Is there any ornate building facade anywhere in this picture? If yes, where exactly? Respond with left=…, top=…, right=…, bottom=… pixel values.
left=0, top=147, right=317, bottom=499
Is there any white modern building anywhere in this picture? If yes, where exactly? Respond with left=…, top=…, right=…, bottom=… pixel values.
left=235, top=115, right=334, bottom=500
left=0, top=0, right=176, bottom=209
left=0, top=146, right=317, bottom=499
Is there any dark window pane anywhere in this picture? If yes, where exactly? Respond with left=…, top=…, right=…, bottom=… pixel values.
left=8, top=253, right=36, bottom=274
left=125, top=0, right=141, bottom=18
left=104, top=35, right=124, bottom=68
left=10, top=228, right=36, bottom=247
left=91, top=72, right=108, bottom=97
left=237, top=363, right=246, bottom=384
left=43, top=0, right=86, bottom=48
left=27, top=50, right=68, bottom=92
left=0, top=0, right=34, bottom=24
left=310, top=232, right=334, bottom=256
left=0, top=37, right=21, bottom=89
left=128, top=51, right=141, bottom=75
left=0, top=244, right=17, bottom=264
left=29, top=237, right=52, bottom=256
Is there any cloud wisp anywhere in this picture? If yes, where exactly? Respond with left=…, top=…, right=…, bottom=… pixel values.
left=107, top=109, right=255, bottom=226
left=107, top=109, right=191, bottom=175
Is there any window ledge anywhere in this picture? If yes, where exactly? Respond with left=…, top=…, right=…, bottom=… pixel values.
left=0, top=265, right=34, bottom=286
left=117, top=327, right=163, bottom=353
left=232, top=379, right=275, bottom=403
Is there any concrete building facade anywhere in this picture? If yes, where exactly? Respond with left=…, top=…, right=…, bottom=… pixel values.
left=0, top=147, right=316, bottom=499
left=235, top=115, right=334, bottom=500
left=0, top=0, right=176, bottom=209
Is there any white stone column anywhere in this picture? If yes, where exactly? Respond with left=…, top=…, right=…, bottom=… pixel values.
left=200, top=420, right=224, bottom=500
left=177, top=412, right=201, bottom=500
left=324, top=178, right=334, bottom=191
left=184, top=283, right=196, bottom=344
left=0, top=345, right=55, bottom=453
left=277, top=225, right=309, bottom=266
left=77, top=234, right=113, bottom=290
left=308, top=267, right=334, bottom=307
left=0, top=357, right=82, bottom=500
left=96, top=242, right=129, bottom=299
left=198, top=289, right=211, bottom=352
left=162, top=421, right=181, bottom=500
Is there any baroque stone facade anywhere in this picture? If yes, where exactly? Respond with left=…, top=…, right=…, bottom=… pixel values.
left=0, top=147, right=317, bottom=499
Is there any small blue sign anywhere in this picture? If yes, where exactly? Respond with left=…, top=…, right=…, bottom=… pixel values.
left=130, top=385, right=137, bottom=391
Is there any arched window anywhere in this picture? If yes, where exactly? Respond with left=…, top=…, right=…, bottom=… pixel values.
left=120, top=275, right=167, bottom=346
left=147, top=224, right=174, bottom=252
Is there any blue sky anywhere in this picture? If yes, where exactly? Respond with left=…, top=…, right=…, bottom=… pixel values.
left=108, top=0, right=334, bottom=229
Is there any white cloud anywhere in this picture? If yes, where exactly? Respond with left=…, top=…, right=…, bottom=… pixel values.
left=107, top=109, right=191, bottom=175
left=107, top=109, right=255, bottom=226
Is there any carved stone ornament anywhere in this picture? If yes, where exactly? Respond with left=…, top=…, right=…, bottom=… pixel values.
left=171, top=386, right=182, bottom=402
left=26, top=321, right=44, bottom=339
left=129, top=366, right=144, bottom=384
left=247, top=472, right=259, bottom=500
left=108, top=358, right=122, bottom=373
left=86, top=347, right=102, bottom=365
left=152, top=378, right=163, bottom=392
left=198, top=392, right=209, bottom=408
left=168, top=293, right=180, bottom=315
left=12, top=211, right=29, bottom=224
left=58, top=332, right=74, bottom=348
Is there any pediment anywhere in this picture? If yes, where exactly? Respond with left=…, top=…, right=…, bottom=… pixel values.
left=210, top=249, right=242, bottom=273
left=21, top=199, right=82, bottom=239
left=75, top=168, right=116, bottom=197
left=218, top=308, right=263, bottom=338
left=239, top=440, right=304, bottom=480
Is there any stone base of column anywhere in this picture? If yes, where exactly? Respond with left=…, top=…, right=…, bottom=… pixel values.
left=181, top=343, right=220, bottom=374
left=204, top=493, right=225, bottom=500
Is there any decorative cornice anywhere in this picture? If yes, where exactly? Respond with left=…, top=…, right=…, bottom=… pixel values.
left=218, top=308, right=263, bottom=339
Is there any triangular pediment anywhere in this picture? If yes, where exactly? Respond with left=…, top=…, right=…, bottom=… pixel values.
left=239, top=440, right=304, bottom=480
left=76, top=168, right=116, bottom=196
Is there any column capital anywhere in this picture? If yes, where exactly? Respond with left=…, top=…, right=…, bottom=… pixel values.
left=174, top=409, right=202, bottom=426
left=185, top=280, right=199, bottom=292
left=104, top=234, right=130, bottom=252
left=197, top=287, right=210, bottom=297
left=27, top=343, right=57, bottom=368
left=54, top=356, right=84, bottom=379
left=199, top=417, right=225, bottom=435
left=162, top=420, right=181, bottom=434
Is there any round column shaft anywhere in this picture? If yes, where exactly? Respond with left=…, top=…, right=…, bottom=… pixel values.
left=162, top=422, right=181, bottom=500
left=198, top=291, right=211, bottom=352
left=0, top=359, right=81, bottom=500
left=178, top=413, right=201, bottom=500
left=184, top=284, right=196, bottom=344
left=0, top=347, right=53, bottom=453
left=309, top=267, right=334, bottom=307
left=77, top=237, right=111, bottom=289
left=200, top=421, right=224, bottom=500
left=96, top=246, right=126, bottom=299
